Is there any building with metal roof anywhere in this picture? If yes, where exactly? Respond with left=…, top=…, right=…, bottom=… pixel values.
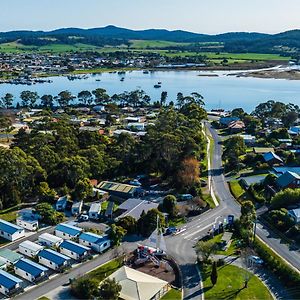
left=276, top=171, right=300, bottom=190
left=59, top=240, right=90, bottom=260
left=71, top=201, right=83, bottom=216
left=0, top=269, right=23, bottom=296
left=38, top=232, right=63, bottom=247
left=55, top=195, right=68, bottom=211
left=79, top=232, right=111, bottom=253
left=263, top=151, right=283, bottom=165
left=0, top=219, right=25, bottom=241
left=19, top=240, right=44, bottom=258
left=0, top=249, right=23, bottom=265
left=288, top=208, right=300, bottom=223
left=14, top=258, right=48, bottom=282
left=97, top=181, right=140, bottom=200
left=38, top=249, right=70, bottom=271
left=88, top=202, right=101, bottom=220
left=55, top=223, right=83, bottom=240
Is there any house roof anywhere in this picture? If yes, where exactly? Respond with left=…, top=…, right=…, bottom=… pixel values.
left=108, top=266, right=168, bottom=300
left=0, top=248, right=23, bottom=263
left=19, top=241, right=44, bottom=252
left=253, top=147, right=275, bottom=154
left=276, top=171, right=300, bottom=188
left=0, top=269, right=22, bottom=289
left=55, top=223, right=82, bottom=236
left=60, top=240, right=90, bottom=255
left=273, top=166, right=300, bottom=175
left=72, top=201, right=83, bottom=209
left=220, top=116, right=239, bottom=126
left=289, top=208, right=300, bottom=219
left=263, top=152, right=283, bottom=163
left=79, top=232, right=108, bottom=244
left=97, top=181, right=137, bottom=195
left=39, top=233, right=63, bottom=244
left=89, top=202, right=101, bottom=214
left=228, top=120, right=245, bottom=129
left=0, top=219, right=24, bottom=235
left=15, top=258, right=48, bottom=277
left=38, top=249, right=70, bottom=265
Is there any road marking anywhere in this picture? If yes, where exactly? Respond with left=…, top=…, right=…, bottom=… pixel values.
left=184, top=223, right=213, bottom=240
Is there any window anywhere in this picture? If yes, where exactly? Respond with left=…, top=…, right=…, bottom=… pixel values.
left=26, top=273, right=28, bottom=276
left=71, top=252, right=73, bottom=255
left=89, top=243, right=91, bottom=246
left=63, top=233, right=65, bottom=236
left=103, top=243, right=107, bottom=247
left=50, top=261, right=52, bottom=265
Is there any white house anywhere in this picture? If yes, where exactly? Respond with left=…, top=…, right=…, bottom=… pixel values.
left=16, top=217, right=38, bottom=231
left=56, top=196, right=68, bottom=211
left=38, top=233, right=63, bottom=247
left=0, top=269, right=23, bottom=296
left=38, top=249, right=71, bottom=271
left=71, top=201, right=83, bottom=216
left=88, top=202, right=101, bottom=220
left=14, top=258, right=48, bottom=283
left=288, top=208, right=300, bottom=223
left=79, top=232, right=111, bottom=253
left=59, top=240, right=90, bottom=261
left=0, top=219, right=25, bottom=241
left=19, top=240, right=44, bottom=258
left=55, top=223, right=83, bottom=240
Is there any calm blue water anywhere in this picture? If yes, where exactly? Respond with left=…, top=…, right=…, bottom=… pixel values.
left=1, top=70, right=300, bottom=112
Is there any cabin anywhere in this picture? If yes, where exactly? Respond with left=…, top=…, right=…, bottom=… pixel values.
left=0, top=269, right=23, bottom=296
left=276, top=171, right=300, bottom=190
left=0, top=249, right=23, bottom=265
left=288, top=208, right=300, bottom=223
left=228, top=120, right=245, bottom=133
left=56, top=195, right=68, bottom=211
left=263, top=152, right=283, bottom=166
left=59, top=240, right=90, bottom=261
left=14, top=258, right=48, bottom=283
left=16, top=216, right=38, bottom=231
left=38, top=249, right=71, bottom=271
left=38, top=232, right=63, bottom=247
left=79, top=232, right=111, bottom=253
left=55, top=223, right=83, bottom=240
left=18, top=240, right=44, bottom=258
left=71, top=201, right=83, bottom=216
left=0, top=219, right=25, bottom=242
left=88, top=202, right=101, bottom=220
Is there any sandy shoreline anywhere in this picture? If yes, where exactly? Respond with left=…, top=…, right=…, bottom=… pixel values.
left=229, top=69, right=300, bottom=80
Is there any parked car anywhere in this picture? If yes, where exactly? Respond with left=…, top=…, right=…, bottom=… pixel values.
left=249, top=255, right=264, bottom=265
left=79, top=214, right=89, bottom=221
left=165, top=227, right=177, bottom=235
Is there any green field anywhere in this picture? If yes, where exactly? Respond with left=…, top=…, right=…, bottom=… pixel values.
left=130, top=39, right=190, bottom=49
left=161, top=288, right=182, bottom=300
left=202, top=264, right=273, bottom=300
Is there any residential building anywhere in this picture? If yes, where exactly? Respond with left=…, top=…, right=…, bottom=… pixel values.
left=0, top=249, right=23, bottom=265
left=71, top=201, right=83, bottom=216
left=288, top=208, right=300, bottom=223
left=16, top=217, right=38, bottom=231
left=219, top=116, right=239, bottom=126
left=0, top=219, right=25, bottom=241
left=79, top=232, right=111, bottom=253
left=59, top=240, right=90, bottom=260
left=276, top=171, right=300, bottom=190
left=19, top=241, right=44, bottom=258
left=55, top=223, right=83, bottom=240
left=108, top=266, right=170, bottom=300
left=88, top=202, right=101, bottom=220
left=38, top=233, right=63, bottom=247
left=263, top=152, right=284, bottom=166
left=56, top=195, right=68, bottom=211
left=228, top=120, right=245, bottom=133
left=14, top=258, right=48, bottom=283
left=239, top=134, right=256, bottom=146
left=38, top=249, right=71, bottom=271
left=0, top=269, right=23, bottom=296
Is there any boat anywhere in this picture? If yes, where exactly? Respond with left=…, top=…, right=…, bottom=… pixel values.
left=154, top=84, right=161, bottom=88
left=95, top=79, right=101, bottom=82
left=158, top=81, right=162, bottom=84
left=120, top=77, right=125, bottom=81
left=143, top=70, right=149, bottom=74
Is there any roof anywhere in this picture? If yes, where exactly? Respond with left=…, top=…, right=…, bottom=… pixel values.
left=97, top=181, right=137, bottom=195
left=60, top=240, right=90, bottom=255
left=55, top=223, right=82, bottom=236
left=15, top=258, right=48, bottom=277
left=108, top=266, right=168, bottom=300
left=0, top=248, right=23, bottom=263
left=263, top=152, right=283, bottom=163
left=39, top=233, right=63, bottom=244
left=254, top=147, right=275, bottom=154
left=79, top=232, right=108, bottom=244
left=276, top=171, right=300, bottom=188
left=0, top=269, right=22, bottom=289
left=72, top=201, right=83, bottom=209
left=19, top=240, right=44, bottom=252
left=220, top=116, right=239, bottom=126
left=118, top=199, right=159, bottom=220
left=273, top=166, right=300, bottom=175
left=0, top=219, right=24, bottom=235
left=228, top=120, right=245, bottom=129
left=38, top=249, right=70, bottom=265
left=89, top=202, right=101, bottom=214
left=57, top=196, right=68, bottom=204
left=289, top=208, right=300, bottom=219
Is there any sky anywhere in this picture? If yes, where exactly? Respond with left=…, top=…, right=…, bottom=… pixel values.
left=1, top=0, right=300, bottom=34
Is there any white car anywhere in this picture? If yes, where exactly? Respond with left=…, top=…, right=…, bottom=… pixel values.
left=79, top=214, right=89, bottom=221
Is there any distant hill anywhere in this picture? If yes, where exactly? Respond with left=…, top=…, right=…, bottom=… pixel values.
left=0, top=25, right=299, bottom=54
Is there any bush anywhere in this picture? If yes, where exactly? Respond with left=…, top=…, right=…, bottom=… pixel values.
left=271, top=188, right=300, bottom=209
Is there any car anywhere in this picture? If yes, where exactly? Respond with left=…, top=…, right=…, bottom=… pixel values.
left=165, top=227, right=177, bottom=235
left=249, top=255, right=264, bottom=265
left=79, top=214, right=89, bottom=221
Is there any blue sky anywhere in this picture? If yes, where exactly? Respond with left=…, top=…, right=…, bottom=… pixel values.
left=1, top=0, right=300, bottom=33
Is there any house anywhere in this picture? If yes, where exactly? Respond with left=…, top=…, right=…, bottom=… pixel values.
left=0, top=249, right=23, bottom=265
left=108, top=266, right=170, bottom=300
left=56, top=195, right=68, bottom=211
left=19, top=241, right=44, bottom=258
left=228, top=120, right=245, bottom=133
left=126, top=122, right=145, bottom=131
left=92, top=188, right=109, bottom=200
left=276, top=171, right=300, bottom=190
left=239, top=134, right=256, bottom=146
left=220, top=116, right=239, bottom=126
left=38, top=233, right=63, bottom=247
left=0, top=219, right=25, bottom=241
left=0, top=269, right=23, bottom=296
left=38, top=249, right=71, bottom=271
left=71, top=201, right=83, bottom=216
left=18, top=208, right=40, bottom=220
left=16, top=216, right=38, bottom=231
left=97, top=181, right=141, bottom=200
left=88, top=202, right=101, bottom=220
left=289, top=126, right=300, bottom=135
left=263, top=152, right=284, bottom=166
left=55, top=223, right=83, bottom=240
left=79, top=232, right=111, bottom=253
left=59, top=240, right=90, bottom=261
left=288, top=208, right=300, bottom=223
left=14, top=258, right=48, bottom=283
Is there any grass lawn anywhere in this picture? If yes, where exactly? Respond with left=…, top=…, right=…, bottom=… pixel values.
left=130, top=39, right=189, bottom=49
left=202, top=192, right=216, bottom=209
left=161, top=288, right=182, bottom=300
left=168, top=217, right=186, bottom=227
left=210, top=233, right=240, bottom=256
left=0, top=205, right=20, bottom=222
left=202, top=264, right=273, bottom=300
left=228, top=180, right=244, bottom=199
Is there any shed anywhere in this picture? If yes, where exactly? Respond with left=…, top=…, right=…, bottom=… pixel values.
left=14, top=258, right=48, bottom=282
left=88, top=202, right=101, bottom=220
left=79, top=232, right=111, bottom=253
left=19, top=240, right=44, bottom=258
left=0, top=269, right=23, bottom=296
left=55, top=223, right=83, bottom=240
left=56, top=195, right=68, bottom=211
left=0, top=219, right=25, bottom=241
left=59, top=240, right=90, bottom=260
left=0, top=249, right=23, bottom=265
left=38, top=249, right=71, bottom=271
left=38, top=232, right=63, bottom=247
left=71, top=201, right=83, bottom=216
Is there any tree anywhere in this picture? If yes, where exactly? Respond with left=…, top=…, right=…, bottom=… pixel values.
left=35, top=202, right=65, bottom=225
left=231, top=108, right=245, bottom=118
left=195, top=240, right=217, bottom=263
left=0, top=93, right=14, bottom=108
left=40, top=94, right=54, bottom=109
left=71, top=277, right=99, bottom=299
left=210, top=261, right=218, bottom=286
left=0, top=115, right=12, bottom=141
left=78, top=90, right=93, bottom=106
left=161, top=195, right=178, bottom=218
left=109, top=224, right=127, bottom=246
left=99, top=278, right=122, bottom=300
left=116, top=216, right=137, bottom=234
left=177, top=157, right=200, bottom=189
left=73, top=178, right=93, bottom=200
left=271, top=188, right=300, bottom=209
left=92, top=88, right=110, bottom=105
left=160, top=91, right=168, bottom=106
left=57, top=90, right=74, bottom=108
left=20, top=91, right=39, bottom=108
left=37, top=182, right=56, bottom=203
left=282, top=111, right=298, bottom=128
